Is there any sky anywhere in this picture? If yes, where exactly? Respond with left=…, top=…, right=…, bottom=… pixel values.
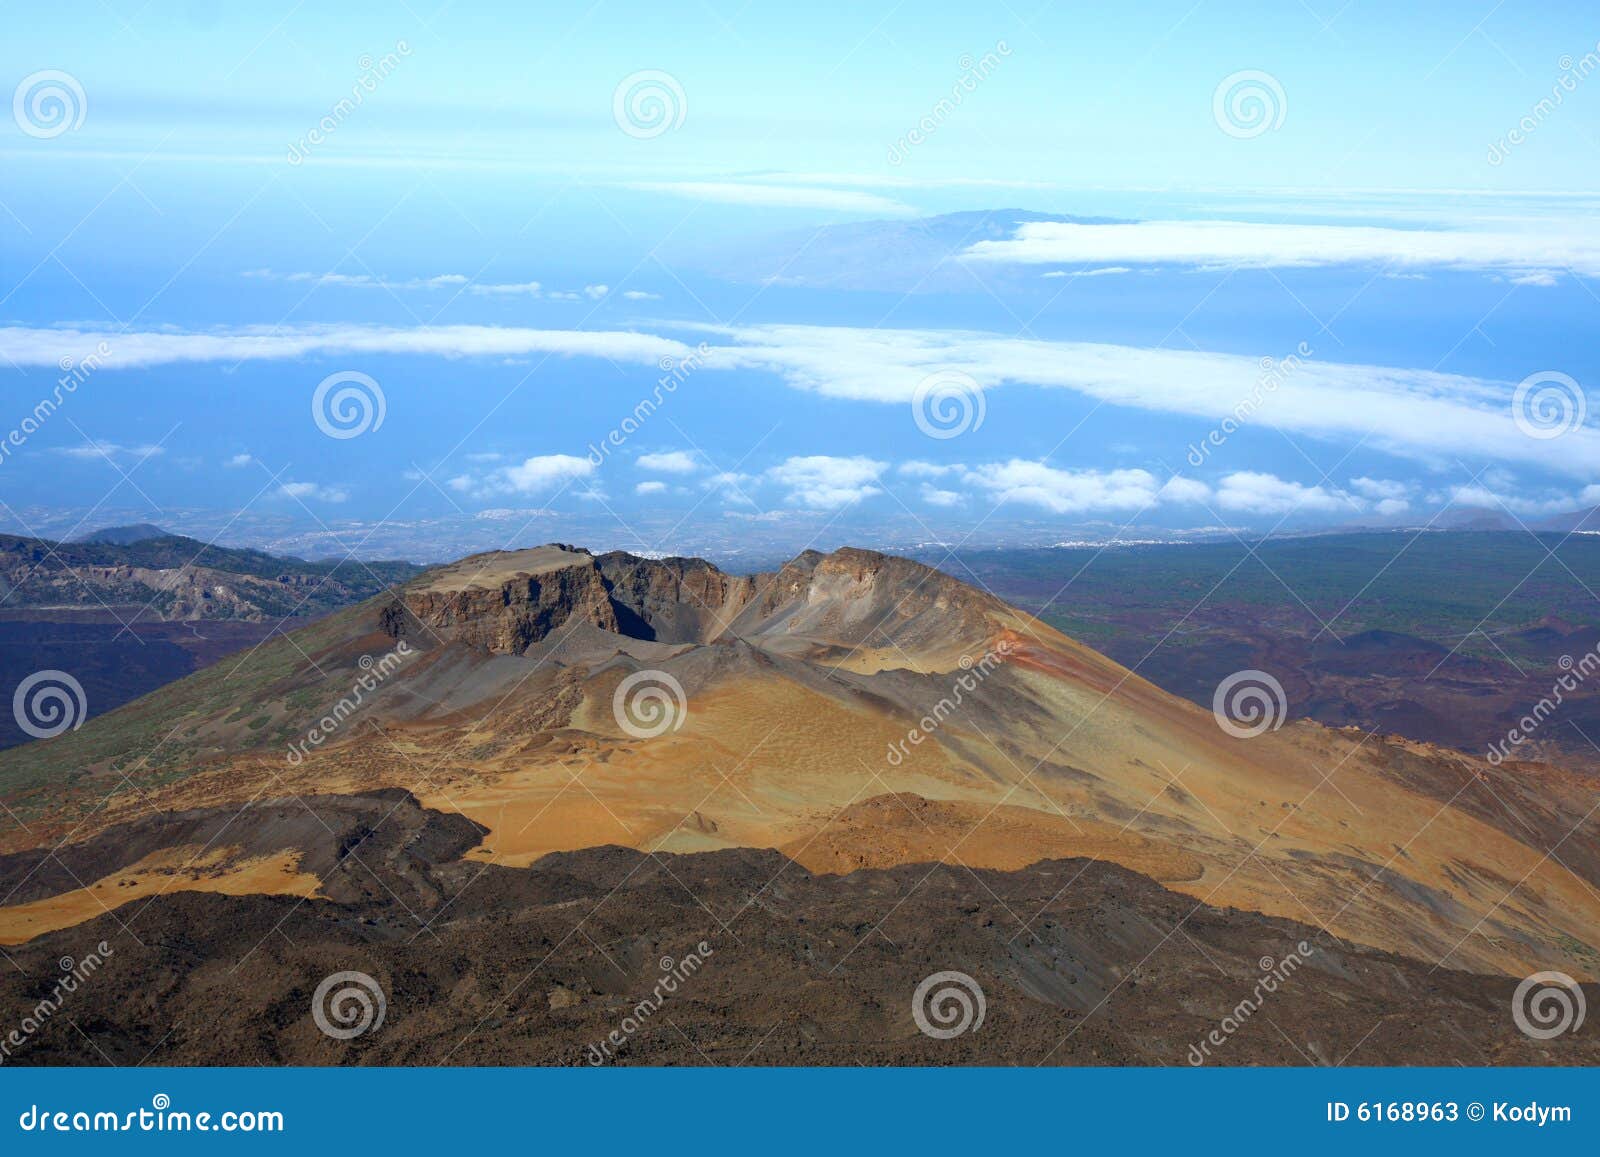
left=2, top=0, right=1599, bottom=560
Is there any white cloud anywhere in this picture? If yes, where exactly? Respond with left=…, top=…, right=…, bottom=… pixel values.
left=223, top=453, right=254, bottom=468
left=635, top=480, right=668, bottom=495
left=1444, top=484, right=1579, bottom=516
left=12, top=319, right=1599, bottom=482
left=1349, top=477, right=1411, bottom=501
left=1042, top=266, right=1132, bottom=279
left=962, top=462, right=1162, bottom=514
left=962, top=219, right=1600, bottom=276
left=625, top=181, right=915, bottom=215
left=279, top=481, right=348, bottom=503
left=919, top=484, right=964, bottom=507
left=497, top=454, right=597, bottom=494
left=1214, top=472, right=1358, bottom=516
left=55, top=441, right=165, bottom=461
left=689, top=321, right=1600, bottom=479
left=1582, top=484, right=1600, bottom=506
left=468, top=281, right=543, bottom=297
left=1158, top=476, right=1212, bottom=504
left=622, top=290, right=661, bottom=301
left=636, top=450, right=699, bottom=474
left=767, top=455, right=887, bottom=508
left=584, top=284, right=609, bottom=301
left=0, top=324, right=688, bottom=372
left=243, top=270, right=469, bottom=290
left=899, top=460, right=962, bottom=478
left=1507, top=270, right=1559, bottom=287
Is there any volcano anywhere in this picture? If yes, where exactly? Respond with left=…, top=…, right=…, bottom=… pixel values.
left=1, top=544, right=1597, bottom=1064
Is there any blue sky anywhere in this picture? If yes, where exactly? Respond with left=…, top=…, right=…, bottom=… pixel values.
left=2, top=1, right=1599, bottom=558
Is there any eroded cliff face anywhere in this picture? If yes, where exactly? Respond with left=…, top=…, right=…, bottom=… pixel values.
left=383, top=543, right=1013, bottom=657
left=594, top=551, right=757, bottom=643
left=394, top=554, right=619, bottom=653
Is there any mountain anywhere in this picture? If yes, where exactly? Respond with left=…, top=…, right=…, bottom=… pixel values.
left=73, top=523, right=171, bottom=545
left=695, top=209, right=1126, bottom=293
left=1534, top=506, right=1600, bottom=534
left=0, top=530, right=423, bottom=622
left=1, top=544, right=1597, bottom=1063
left=0, top=531, right=425, bottom=752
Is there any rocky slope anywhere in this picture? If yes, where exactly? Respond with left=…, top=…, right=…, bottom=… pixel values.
left=2, top=543, right=1598, bottom=990
left=0, top=530, right=421, bottom=621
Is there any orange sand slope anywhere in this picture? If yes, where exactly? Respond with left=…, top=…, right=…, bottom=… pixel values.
left=2, top=545, right=1596, bottom=982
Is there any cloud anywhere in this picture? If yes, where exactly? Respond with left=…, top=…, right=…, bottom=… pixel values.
left=1214, top=472, right=1358, bottom=516
left=635, top=480, right=668, bottom=495
left=622, top=290, right=661, bottom=301
left=962, top=461, right=1162, bottom=514
left=1158, top=476, right=1212, bottom=504
left=241, top=270, right=631, bottom=299
left=689, top=322, right=1600, bottom=479
left=468, top=281, right=543, bottom=296
left=962, top=219, right=1600, bottom=277
left=625, top=181, right=915, bottom=215
left=899, top=460, right=962, bottom=478
left=243, top=270, right=469, bottom=290
left=279, top=481, right=348, bottom=503
left=11, top=319, right=1598, bottom=481
left=497, top=454, right=597, bottom=494
left=1443, top=483, right=1581, bottom=517
left=54, top=442, right=166, bottom=461
left=1041, top=266, right=1132, bottom=279
left=0, top=324, right=688, bottom=372
left=223, top=453, right=254, bottom=468
left=919, top=484, right=964, bottom=507
left=767, top=455, right=887, bottom=508
left=1507, top=270, right=1559, bottom=287
left=445, top=454, right=598, bottom=499
left=1349, top=476, right=1412, bottom=501
left=636, top=450, right=699, bottom=474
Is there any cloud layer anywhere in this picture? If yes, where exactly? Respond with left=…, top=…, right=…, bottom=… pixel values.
left=962, top=219, right=1600, bottom=277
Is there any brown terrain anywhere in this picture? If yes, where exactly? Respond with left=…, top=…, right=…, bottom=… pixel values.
left=1, top=543, right=1596, bottom=1064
